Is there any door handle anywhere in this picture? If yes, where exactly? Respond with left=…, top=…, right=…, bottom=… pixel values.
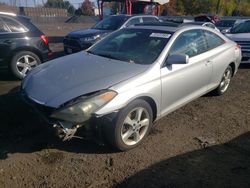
left=3, top=40, right=13, bottom=44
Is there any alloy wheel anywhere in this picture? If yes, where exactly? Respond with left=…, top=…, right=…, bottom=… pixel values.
left=16, top=55, right=38, bottom=76
left=121, top=107, right=150, bottom=146
left=220, top=67, right=232, bottom=93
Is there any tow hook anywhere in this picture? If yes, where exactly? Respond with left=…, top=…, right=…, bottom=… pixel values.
left=53, top=123, right=83, bottom=141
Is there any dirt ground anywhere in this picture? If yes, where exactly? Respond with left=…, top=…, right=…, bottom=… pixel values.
left=0, top=24, right=250, bottom=188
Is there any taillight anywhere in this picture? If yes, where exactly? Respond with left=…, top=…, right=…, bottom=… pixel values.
left=40, top=35, right=49, bottom=45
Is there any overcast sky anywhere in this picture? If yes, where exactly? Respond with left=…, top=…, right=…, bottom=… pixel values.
left=0, top=0, right=95, bottom=8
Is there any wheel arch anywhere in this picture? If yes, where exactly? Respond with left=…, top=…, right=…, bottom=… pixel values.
left=136, top=96, right=158, bottom=122
left=229, top=62, right=236, bottom=77
left=9, top=47, right=43, bottom=63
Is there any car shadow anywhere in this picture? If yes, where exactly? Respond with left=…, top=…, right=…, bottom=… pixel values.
left=117, top=132, right=250, bottom=188
left=0, top=90, right=114, bottom=160
left=0, top=68, right=18, bottom=81
left=239, top=63, right=250, bottom=69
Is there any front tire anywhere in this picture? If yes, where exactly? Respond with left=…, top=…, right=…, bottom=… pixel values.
left=104, top=99, right=153, bottom=151
left=10, top=51, right=41, bottom=79
left=213, top=66, right=233, bottom=96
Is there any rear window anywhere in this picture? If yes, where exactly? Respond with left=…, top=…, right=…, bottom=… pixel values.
left=2, top=17, right=27, bottom=32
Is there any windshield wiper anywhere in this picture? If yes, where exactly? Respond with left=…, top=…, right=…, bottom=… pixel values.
left=99, top=53, right=135, bottom=63
left=96, top=53, right=122, bottom=61
left=87, top=51, right=136, bottom=63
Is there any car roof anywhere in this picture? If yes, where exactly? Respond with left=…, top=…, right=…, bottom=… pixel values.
left=134, top=22, right=180, bottom=27
left=0, top=11, right=17, bottom=17
left=130, top=25, right=178, bottom=33
left=107, top=14, right=158, bottom=18
left=182, top=22, right=213, bottom=25
left=0, top=12, right=30, bottom=21
left=130, top=24, right=221, bottom=36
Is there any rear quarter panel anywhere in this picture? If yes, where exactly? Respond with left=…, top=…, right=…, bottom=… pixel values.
left=209, top=41, right=240, bottom=88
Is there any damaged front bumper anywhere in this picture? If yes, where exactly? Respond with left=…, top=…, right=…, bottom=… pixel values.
left=19, top=90, right=106, bottom=141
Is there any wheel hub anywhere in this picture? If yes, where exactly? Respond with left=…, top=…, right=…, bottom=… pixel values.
left=121, top=107, right=150, bottom=146
left=16, top=55, right=38, bottom=76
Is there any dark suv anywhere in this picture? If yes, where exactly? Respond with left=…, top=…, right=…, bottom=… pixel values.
left=0, top=12, right=52, bottom=79
left=63, top=15, right=160, bottom=54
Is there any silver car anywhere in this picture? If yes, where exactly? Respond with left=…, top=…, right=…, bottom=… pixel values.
left=21, top=25, right=241, bottom=151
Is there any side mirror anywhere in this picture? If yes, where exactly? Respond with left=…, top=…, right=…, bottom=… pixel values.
left=165, top=54, right=189, bottom=65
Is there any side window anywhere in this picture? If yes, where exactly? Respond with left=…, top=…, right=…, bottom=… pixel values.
left=142, top=17, right=159, bottom=23
left=0, top=19, right=9, bottom=33
left=169, top=30, right=207, bottom=58
left=126, top=18, right=141, bottom=27
left=204, top=31, right=225, bottom=50
left=2, top=17, right=27, bottom=32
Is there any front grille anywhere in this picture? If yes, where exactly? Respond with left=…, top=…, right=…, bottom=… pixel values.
left=235, top=41, right=250, bottom=52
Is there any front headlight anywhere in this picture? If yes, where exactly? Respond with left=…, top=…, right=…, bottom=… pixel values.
left=51, top=90, right=117, bottom=123
left=80, top=35, right=100, bottom=42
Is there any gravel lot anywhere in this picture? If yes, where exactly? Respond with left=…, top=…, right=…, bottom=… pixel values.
left=0, top=23, right=249, bottom=188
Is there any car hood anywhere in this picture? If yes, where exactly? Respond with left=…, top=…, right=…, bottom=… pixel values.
left=226, top=33, right=250, bottom=41
left=22, top=52, right=148, bottom=108
left=66, top=28, right=111, bottom=38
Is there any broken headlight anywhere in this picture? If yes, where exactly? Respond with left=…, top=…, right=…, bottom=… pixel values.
left=51, top=90, right=117, bottom=123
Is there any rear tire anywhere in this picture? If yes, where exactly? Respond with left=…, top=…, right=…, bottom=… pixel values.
left=104, top=99, right=153, bottom=151
left=10, top=51, right=41, bottom=79
left=213, top=66, right=233, bottom=96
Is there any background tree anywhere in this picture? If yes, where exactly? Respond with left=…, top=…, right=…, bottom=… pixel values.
left=80, top=0, right=95, bottom=16
left=44, top=0, right=75, bottom=15
left=160, top=0, right=250, bottom=16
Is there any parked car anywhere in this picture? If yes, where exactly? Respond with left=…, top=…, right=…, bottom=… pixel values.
left=0, top=12, right=52, bottom=79
left=180, top=22, right=220, bottom=32
left=224, top=19, right=250, bottom=63
left=63, top=14, right=160, bottom=54
left=136, top=21, right=180, bottom=27
left=194, top=14, right=220, bottom=23
left=21, top=25, right=241, bottom=151
left=215, top=19, right=238, bottom=31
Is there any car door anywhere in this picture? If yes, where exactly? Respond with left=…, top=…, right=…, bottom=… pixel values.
left=203, top=30, right=229, bottom=88
left=160, top=29, right=213, bottom=116
left=0, top=17, right=12, bottom=65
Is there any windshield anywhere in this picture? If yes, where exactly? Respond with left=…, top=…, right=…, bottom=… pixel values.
left=88, top=29, right=171, bottom=65
left=92, top=16, right=128, bottom=30
left=231, top=21, right=250, bottom=33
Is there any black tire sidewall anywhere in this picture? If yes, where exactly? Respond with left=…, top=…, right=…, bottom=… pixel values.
left=10, top=51, right=41, bottom=79
left=105, top=99, right=153, bottom=151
